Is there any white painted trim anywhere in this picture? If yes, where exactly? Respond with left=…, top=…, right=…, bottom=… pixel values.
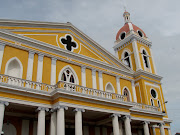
left=131, top=81, right=137, bottom=102
left=140, top=47, right=152, bottom=73
left=122, top=86, right=132, bottom=102
left=0, top=43, right=5, bottom=73
left=105, top=82, right=115, bottom=93
left=132, top=38, right=142, bottom=70
left=145, top=82, right=160, bottom=89
left=116, top=76, right=121, bottom=94
left=81, top=66, right=86, bottom=87
left=150, top=48, right=157, bottom=74
left=121, top=49, right=133, bottom=70
left=98, top=71, right=103, bottom=91
left=36, top=54, right=44, bottom=82
left=26, top=51, right=35, bottom=80
left=51, top=58, right=57, bottom=85
left=5, top=57, right=23, bottom=78
left=92, top=69, right=97, bottom=89
left=58, top=65, right=79, bottom=85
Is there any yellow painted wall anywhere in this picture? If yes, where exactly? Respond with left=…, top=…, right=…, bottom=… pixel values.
left=103, top=73, right=117, bottom=93
left=120, top=78, right=134, bottom=101
left=137, top=43, right=155, bottom=74
left=1, top=46, right=28, bottom=79
left=32, top=54, right=38, bottom=82
left=155, top=128, right=161, bottom=135
left=42, top=56, right=51, bottom=84
left=117, top=43, right=136, bottom=71
left=56, top=60, right=81, bottom=85
left=86, top=68, right=92, bottom=88
left=135, top=85, right=142, bottom=103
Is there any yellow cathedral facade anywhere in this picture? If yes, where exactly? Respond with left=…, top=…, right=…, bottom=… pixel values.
left=0, top=11, right=172, bottom=135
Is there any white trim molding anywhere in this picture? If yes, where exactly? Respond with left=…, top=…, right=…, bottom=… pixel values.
left=36, top=54, right=44, bottom=82
left=116, top=76, right=121, bottom=94
left=5, top=57, right=23, bottom=78
left=26, top=51, right=35, bottom=80
left=98, top=71, right=103, bottom=91
left=0, top=43, right=5, bottom=73
left=131, top=81, right=137, bottom=102
left=131, top=38, right=142, bottom=71
left=51, top=58, right=57, bottom=85
left=81, top=66, right=86, bottom=87
left=92, top=69, right=97, bottom=89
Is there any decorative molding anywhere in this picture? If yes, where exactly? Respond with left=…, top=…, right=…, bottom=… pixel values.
left=73, top=108, right=85, bottom=112
left=36, top=107, right=49, bottom=112
left=110, top=114, right=121, bottom=118
left=0, top=100, right=9, bottom=106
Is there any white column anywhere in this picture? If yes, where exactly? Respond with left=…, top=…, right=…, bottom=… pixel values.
left=57, top=106, right=68, bottom=135
left=21, top=120, right=30, bottom=135
left=95, top=127, right=100, bottom=135
left=37, top=107, right=48, bottom=135
left=112, top=114, right=120, bottom=135
left=98, top=71, right=103, bottom=91
left=37, top=54, right=44, bottom=83
left=150, top=47, right=157, bottom=74
left=92, top=69, right=97, bottom=89
left=159, top=123, right=165, bottom=135
left=131, top=81, right=137, bottom=102
left=116, top=76, right=121, bottom=94
left=143, top=121, right=150, bottom=135
left=119, top=120, right=123, bottom=135
left=152, top=127, right=156, bottom=135
left=123, top=115, right=132, bottom=135
left=0, top=101, right=9, bottom=134
left=132, top=38, right=142, bottom=71
left=168, top=128, right=172, bottom=135
left=81, top=66, right=86, bottom=87
left=74, top=108, right=85, bottom=135
left=51, top=58, right=57, bottom=85
left=26, top=51, right=35, bottom=80
left=0, top=43, right=5, bottom=73
left=50, top=110, right=56, bottom=135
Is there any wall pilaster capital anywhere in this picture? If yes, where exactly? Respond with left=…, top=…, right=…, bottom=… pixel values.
left=81, top=66, right=86, bottom=70
left=36, top=107, right=49, bottom=112
left=116, top=76, right=120, bottom=80
left=92, top=69, right=96, bottom=73
left=51, top=57, right=57, bottom=65
left=38, top=54, right=44, bottom=61
left=131, top=38, right=137, bottom=43
left=56, top=105, right=68, bottom=110
left=110, top=113, right=121, bottom=118
left=0, top=101, right=9, bottom=106
left=141, top=121, right=150, bottom=125
left=73, top=108, right=85, bottom=112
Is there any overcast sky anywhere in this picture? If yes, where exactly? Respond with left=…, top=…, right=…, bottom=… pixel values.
left=0, top=0, right=180, bottom=134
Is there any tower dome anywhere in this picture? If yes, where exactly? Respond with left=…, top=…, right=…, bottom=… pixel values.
left=116, top=11, right=147, bottom=41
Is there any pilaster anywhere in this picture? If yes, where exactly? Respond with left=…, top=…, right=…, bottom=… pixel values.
left=81, top=66, right=86, bottom=87
left=92, top=69, right=97, bottom=89
left=131, top=80, right=137, bottom=102
left=26, top=51, right=35, bottom=80
left=37, top=54, right=44, bottom=83
left=98, top=71, right=103, bottom=91
left=116, top=76, right=121, bottom=94
left=51, top=58, right=57, bottom=85
left=0, top=43, right=5, bottom=73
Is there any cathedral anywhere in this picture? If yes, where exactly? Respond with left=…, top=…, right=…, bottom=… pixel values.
left=0, top=11, right=172, bottom=135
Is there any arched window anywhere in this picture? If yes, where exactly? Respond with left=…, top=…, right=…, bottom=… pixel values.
left=5, top=57, right=23, bottom=78
left=158, top=100, right=161, bottom=111
left=142, top=50, right=149, bottom=68
left=123, top=88, right=130, bottom=102
left=123, top=51, right=131, bottom=68
left=105, top=83, right=114, bottom=93
left=61, top=68, right=75, bottom=84
left=151, top=99, right=154, bottom=106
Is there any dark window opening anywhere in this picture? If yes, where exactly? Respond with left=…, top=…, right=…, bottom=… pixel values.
left=61, top=73, right=66, bottom=81
left=124, top=52, right=131, bottom=68
left=142, top=50, right=149, bottom=68
left=151, top=99, right=154, bottom=106
left=123, top=88, right=130, bottom=102
left=120, top=32, right=126, bottom=40
left=151, top=89, right=157, bottom=98
left=138, top=30, right=143, bottom=37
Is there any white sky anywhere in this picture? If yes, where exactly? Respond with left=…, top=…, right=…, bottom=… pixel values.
left=0, top=0, right=180, bottom=133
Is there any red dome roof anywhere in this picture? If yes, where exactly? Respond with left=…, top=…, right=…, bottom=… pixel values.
left=116, top=23, right=147, bottom=41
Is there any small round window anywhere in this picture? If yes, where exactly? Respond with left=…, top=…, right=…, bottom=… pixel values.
left=120, top=32, right=126, bottom=40
left=151, top=89, right=157, bottom=98
left=138, top=30, right=143, bottom=37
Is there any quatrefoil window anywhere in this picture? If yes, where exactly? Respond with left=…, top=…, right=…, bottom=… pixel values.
left=60, top=34, right=78, bottom=52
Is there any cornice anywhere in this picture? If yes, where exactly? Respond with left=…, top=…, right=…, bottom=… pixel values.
left=134, top=69, right=163, bottom=82
left=0, top=30, right=134, bottom=80
left=113, top=33, right=152, bottom=51
left=0, top=19, right=133, bottom=73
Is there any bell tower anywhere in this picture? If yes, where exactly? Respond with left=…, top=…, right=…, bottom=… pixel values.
left=114, top=11, right=157, bottom=74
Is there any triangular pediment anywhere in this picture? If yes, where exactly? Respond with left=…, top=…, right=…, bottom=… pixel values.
left=0, top=19, right=134, bottom=73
